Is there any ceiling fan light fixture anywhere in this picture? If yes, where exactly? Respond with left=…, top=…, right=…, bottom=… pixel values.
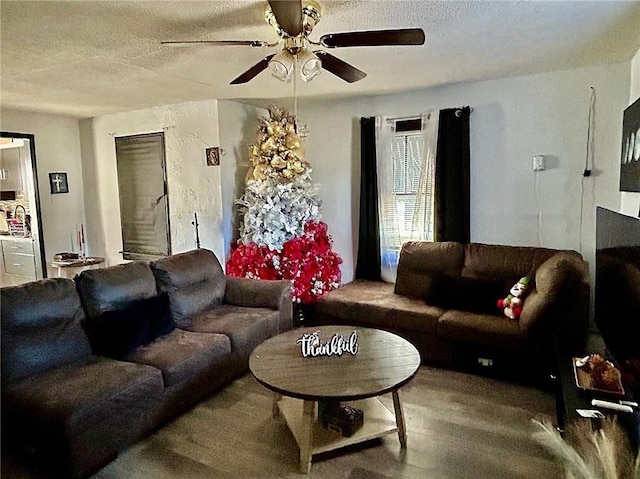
left=302, top=0, right=322, bottom=34
left=297, top=49, right=321, bottom=83
left=269, top=50, right=295, bottom=83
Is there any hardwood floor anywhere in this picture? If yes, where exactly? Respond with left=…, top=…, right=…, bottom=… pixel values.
left=91, top=366, right=562, bottom=479
left=3, top=365, right=563, bottom=478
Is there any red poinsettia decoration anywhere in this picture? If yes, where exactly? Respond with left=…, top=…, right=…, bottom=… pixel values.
left=226, top=220, right=342, bottom=304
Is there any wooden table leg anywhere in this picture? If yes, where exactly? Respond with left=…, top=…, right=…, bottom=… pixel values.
left=299, top=400, right=315, bottom=473
left=272, top=393, right=282, bottom=418
left=392, top=389, right=407, bottom=449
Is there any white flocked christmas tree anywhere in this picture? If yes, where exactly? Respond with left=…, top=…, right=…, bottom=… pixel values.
left=226, top=107, right=342, bottom=304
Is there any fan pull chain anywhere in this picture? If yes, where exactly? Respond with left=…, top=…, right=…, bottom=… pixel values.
left=293, top=55, right=299, bottom=122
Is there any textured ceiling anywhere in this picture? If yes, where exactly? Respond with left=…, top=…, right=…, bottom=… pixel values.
left=2, top=0, right=640, bottom=119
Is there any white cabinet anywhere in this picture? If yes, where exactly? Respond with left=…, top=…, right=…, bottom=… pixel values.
left=0, top=148, right=24, bottom=191
left=1, top=237, right=36, bottom=286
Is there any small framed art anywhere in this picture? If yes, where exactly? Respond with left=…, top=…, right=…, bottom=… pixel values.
left=49, top=172, right=69, bottom=194
left=206, top=147, right=220, bottom=166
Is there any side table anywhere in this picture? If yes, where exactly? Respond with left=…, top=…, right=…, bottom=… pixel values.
left=555, top=331, right=639, bottom=449
left=51, top=257, right=105, bottom=279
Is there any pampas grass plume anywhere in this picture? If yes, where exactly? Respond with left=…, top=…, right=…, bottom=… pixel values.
left=533, top=417, right=640, bottom=479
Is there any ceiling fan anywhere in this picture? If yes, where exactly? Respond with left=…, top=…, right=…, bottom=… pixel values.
left=161, top=0, right=425, bottom=85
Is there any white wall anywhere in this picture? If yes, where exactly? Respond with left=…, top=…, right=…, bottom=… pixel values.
left=3, top=59, right=634, bottom=283
left=81, top=100, right=224, bottom=266
left=0, top=109, right=84, bottom=276
left=293, top=62, right=631, bottom=282
left=217, top=101, right=267, bottom=261
left=620, top=47, right=640, bottom=217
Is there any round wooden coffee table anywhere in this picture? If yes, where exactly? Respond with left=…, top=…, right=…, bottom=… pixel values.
left=249, top=326, right=421, bottom=473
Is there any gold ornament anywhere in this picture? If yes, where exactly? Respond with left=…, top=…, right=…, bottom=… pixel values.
left=273, top=124, right=285, bottom=137
left=261, top=137, right=277, bottom=152
left=291, top=160, right=304, bottom=173
left=285, top=133, right=301, bottom=150
left=252, top=163, right=268, bottom=181
left=270, top=155, right=286, bottom=169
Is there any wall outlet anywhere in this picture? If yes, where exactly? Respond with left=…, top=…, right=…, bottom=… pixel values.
left=532, top=155, right=545, bottom=171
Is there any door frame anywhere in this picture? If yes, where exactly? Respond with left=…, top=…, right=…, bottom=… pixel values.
left=0, top=131, right=47, bottom=278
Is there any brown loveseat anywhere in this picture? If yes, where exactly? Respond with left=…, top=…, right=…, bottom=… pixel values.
left=309, top=241, right=590, bottom=379
left=1, top=248, right=292, bottom=479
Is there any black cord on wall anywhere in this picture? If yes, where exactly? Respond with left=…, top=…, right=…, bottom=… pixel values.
left=579, top=86, right=595, bottom=254
left=584, top=86, right=596, bottom=177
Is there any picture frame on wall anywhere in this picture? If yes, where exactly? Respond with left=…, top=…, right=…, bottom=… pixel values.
left=49, top=172, right=69, bottom=194
left=206, top=147, right=220, bottom=166
left=619, top=96, right=640, bottom=193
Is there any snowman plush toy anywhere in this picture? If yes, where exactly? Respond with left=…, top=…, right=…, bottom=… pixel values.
left=497, top=276, right=530, bottom=320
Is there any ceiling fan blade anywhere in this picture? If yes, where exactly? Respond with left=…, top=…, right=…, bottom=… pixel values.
left=161, top=40, right=267, bottom=47
left=268, top=0, right=303, bottom=37
left=314, top=51, right=366, bottom=83
left=320, top=28, right=425, bottom=48
left=230, top=54, right=275, bottom=85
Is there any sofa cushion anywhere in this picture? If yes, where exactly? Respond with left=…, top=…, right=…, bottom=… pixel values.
left=462, top=243, right=558, bottom=285
left=124, top=329, right=231, bottom=387
left=3, top=356, right=163, bottom=428
left=185, top=305, right=280, bottom=357
left=426, top=275, right=503, bottom=315
left=75, top=261, right=158, bottom=318
left=1, top=278, right=91, bottom=384
left=2, top=356, right=163, bottom=477
left=395, top=241, right=464, bottom=299
left=224, top=276, right=294, bottom=334
left=437, top=310, right=526, bottom=349
left=151, top=249, right=226, bottom=328
left=519, top=251, right=588, bottom=336
left=86, top=293, right=174, bottom=360
left=315, top=280, right=443, bottom=333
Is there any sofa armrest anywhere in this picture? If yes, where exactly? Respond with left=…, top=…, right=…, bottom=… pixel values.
left=224, top=277, right=293, bottom=331
left=519, top=252, right=590, bottom=343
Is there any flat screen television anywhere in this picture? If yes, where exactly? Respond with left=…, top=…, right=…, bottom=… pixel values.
left=594, top=206, right=640, bottom=361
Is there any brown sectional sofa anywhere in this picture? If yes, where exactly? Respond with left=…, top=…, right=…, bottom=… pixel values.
left=1, top=248, right=292, bottom=479
left=310, top=241, right=590, bottom=379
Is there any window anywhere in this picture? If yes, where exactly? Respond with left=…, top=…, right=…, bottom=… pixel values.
left=392, top=129, right=434, bottom=244
left=377, top=113, right=438, bottom=282
left=115, top=133, right=171, bottom=260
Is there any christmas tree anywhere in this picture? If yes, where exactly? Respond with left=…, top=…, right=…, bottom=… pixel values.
left=226, top=107, right=342, bottom=304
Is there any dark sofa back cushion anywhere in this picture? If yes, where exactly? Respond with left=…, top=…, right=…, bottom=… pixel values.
left=1, top=278, right=91, bottom=383
left=426, top=275, right=504, bottom=315
left=150, top=248, right=226, bottom=328
left=87, top=293, right=174, bottom=359
left=462, top=243, right=560, bottom=284
left=395, top=241, right=464, bottom=299
left=75, top=261, right=158, bottom=319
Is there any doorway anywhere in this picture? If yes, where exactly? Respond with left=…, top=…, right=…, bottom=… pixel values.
left=0, top=132, right=46, bottom=284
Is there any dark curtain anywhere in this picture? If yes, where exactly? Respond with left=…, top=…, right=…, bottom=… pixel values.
left=355, top=117, right=381, bottom=280
left=435, top=107, right=471, bottom=243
